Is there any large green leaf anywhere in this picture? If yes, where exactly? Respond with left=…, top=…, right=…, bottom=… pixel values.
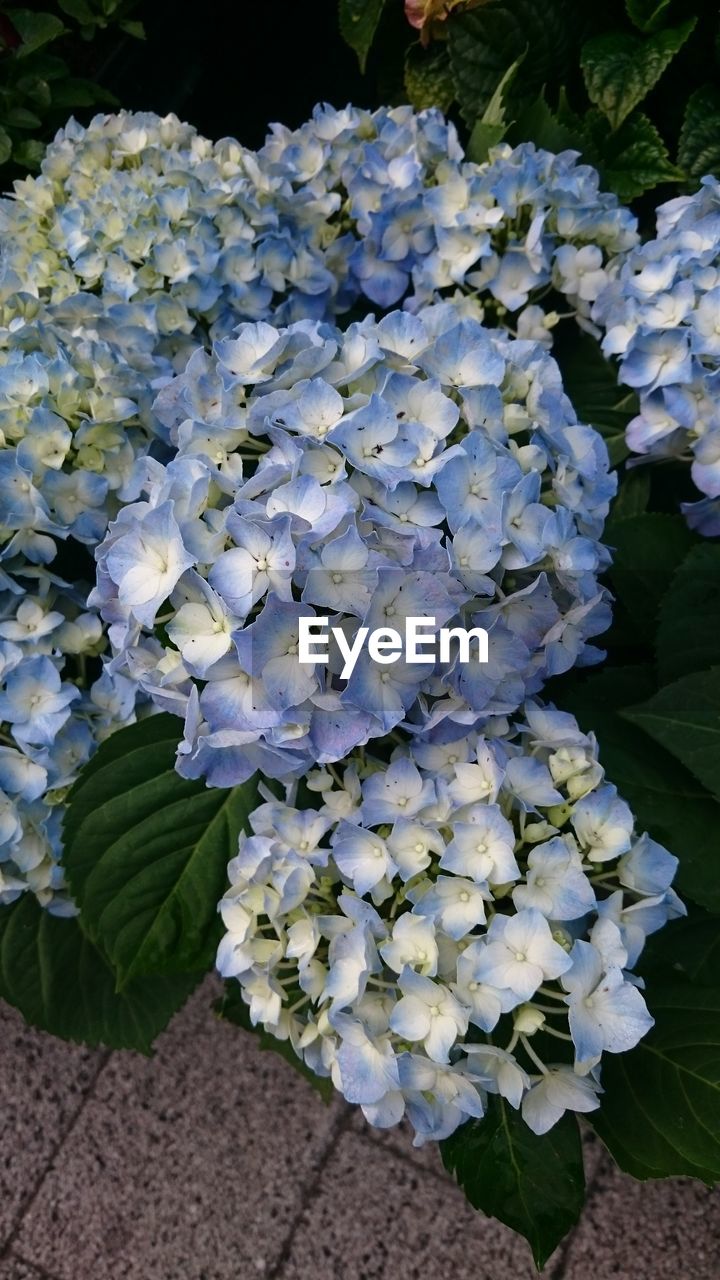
left=588, top=110, right=683, bottom=198
left=0, top=896, right=198, bottom=1052
left=7, top=9, right=66, bottom=56
left=581, top=22, right=696, bottom=131
left=556, top=666, right=720, bottom=912
left=591, top=984, right=720, bottom=1181
left=640, top=910, right=720, bottom=986
left=656, top=544, right=720, bottom=684
left=4, top=106, right=42, bottom=129
left=441, top=1098, right=585, bottom=1268
left=609, top=469, right=651, bottom=523
left=447, top=0, right=581, bottom=126
left=216, top=981, right=334, bottom=1103
left=339, top=0, right=386, bottom=72
left=63, top=714, right=258, bottom=987
left=510, top=93, right=586, bottom=156
left=67, top=711, right=183, bottom=796
left=604, top=513, right=695, bottom=645
left=678, top=85, right=720, bottom=185
left=404, top=42, right=455, bottom=113
left=52, top=76, right=118, bottom=108
left=552, top=330, right=637, bottom=466
left=623, top=668, right=720, bottom=803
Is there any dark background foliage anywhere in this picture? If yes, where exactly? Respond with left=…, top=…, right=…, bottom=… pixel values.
left=107, top=0, right=367, bottom=149
left=338, top=0, right=720, bottom=207
left=0, top=0, right=368, bottom=187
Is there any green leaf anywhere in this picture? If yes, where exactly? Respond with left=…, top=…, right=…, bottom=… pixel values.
left=510, top=92, right=586, bottom=155
left=467, top=52, right=524, bottom=161
left=656, top=544, right=720, bottom=684
left=15, top=73, right=52, bottom=108
left=591, top=984, right=720, bottom=1181
left=467, top=120, right=507, bottom=160
left=216, top=982, right=334, bottom=1103
left=678, top=86, right=720, bottom=185
left=404, top=43, right=455, bottom=113
left=605, top=513, right=694, bottom=644
left=476, top=49, right=524, bottom=125
left=623, top=668, right=720, bottom=803
left=608, top=469, right=651, bottom=522
left=447, top=0, right=581, bottom=127
left=7, top=9, right=66, bottom=57
left=581, top=22, right=696, bottom=132
left=69, top=709, right=178, bottom=796
left=52, top=77, right=117, bottom=107
left=63, top=714, right=259, bottom=986
left=119, top=18, right=145, bottom=38
left=441, top=1098, right=585, bottom=1268
left=339, top=0, right=386, bottom=72
left=0, top=127, right=12, bottom=166
left=625, top=0, right=672, bottom=33
left=11, top=138, right=45, bottom=170
left=588, top=110, right=684, bottom=198
left=556, top=666, right=720, bottom=913
left=22, top=51, right=69, bottom=81
left=641, top=910, right=720, bottom=986
left=4, top=106, right=42, bottom=128
left=552, top=329, right=637, bottom=466
left=58, top=0, right=95, bottom=21
left=0, top=896, right=198, bottom=1052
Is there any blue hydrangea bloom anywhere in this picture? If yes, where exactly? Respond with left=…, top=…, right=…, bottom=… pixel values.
left=0, top=107, right=637, bottom=340
left=92, top=306, right=616, bottom=787
left=0, top=104, right=637, bottom=910
left=593, top=175, right=720, bottom=533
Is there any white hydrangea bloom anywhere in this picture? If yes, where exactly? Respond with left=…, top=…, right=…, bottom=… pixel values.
left=216, top=701, right=683, bottom=1144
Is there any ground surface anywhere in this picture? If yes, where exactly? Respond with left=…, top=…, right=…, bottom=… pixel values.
left=1, top=980, right=717, bottom=1279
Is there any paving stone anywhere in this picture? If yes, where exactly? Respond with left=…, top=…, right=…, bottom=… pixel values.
left=0, top=1001, right=103, bottom=1250
left=347, top=1110, right=446, bottom=1178
left=4, top=981, right=716, bottom=1279
left=278, top=1128, right=545, bottom=1280
left=561, top=1153, right=720, bottom=1280
left=0, top=1255, right=59, bottom=1280
left=14, top=982, right=343, bottom=1280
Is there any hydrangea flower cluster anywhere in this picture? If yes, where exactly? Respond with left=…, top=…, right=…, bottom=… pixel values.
left=0, top=103, right=641, bottom=914
left=0, top=300, right=171, bottom=547
left=0, top=107, right=637, bottom=341
left=0, top=106, right=629, bottom=911
left=91, top=306, right=615, bottom=787
left=0, top=107, right=457, bottom=337
left=216, top=700, right=683, bottom=1143
left=0, top=304, right=169, bottom=911
left=593, top=176, right=720, bottom=535
left=0, top=112, right=245, bottom=333
left=256, top=118, right=639, bottom=327
left=0, top=560, right=139, bottom=914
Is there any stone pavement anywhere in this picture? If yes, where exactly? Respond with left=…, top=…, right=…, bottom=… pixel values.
left=1, top=981, right=717, bottom=1280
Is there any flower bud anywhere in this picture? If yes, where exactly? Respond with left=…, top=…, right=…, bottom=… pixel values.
left=514, top=1005, right=546, bottom=1035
